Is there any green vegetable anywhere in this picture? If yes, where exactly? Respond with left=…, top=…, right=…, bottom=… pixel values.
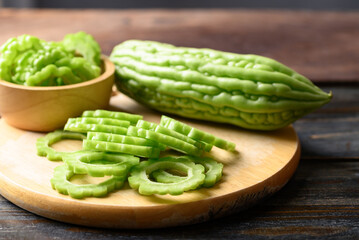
left=110, top=40, right=331, bottom=130
left=0, top=32, right=101, bottom=86
left=70, top=117, right=131, bottom=128
left=136, top=120, right=212, bottom=152
left=152, top=156, right=223, bottom=188
left=36, top=130, right=86, bottom=161
left=63, top=151, right=139, bottom=177
left=64, top=110, right=143, bottom=134
left=51, top=165, right=126, bottom=199
left=128, top=156, right=205, bottom=195
left=82, top=110, right=142, bottom=125
left=160, top=115, right=235, bottom=151
left=83, top=139, right=161, bottom=158
left=64, top=119, right=128, bottom=134
left=127, top=126, right=202, bottom=156
left=54, top=57, right=100, bottom=82
left=62, top=31, right=101, bottom=66
left=38, top=110, right=235, bottom=199
left=87, top=132, right=166, bottom=150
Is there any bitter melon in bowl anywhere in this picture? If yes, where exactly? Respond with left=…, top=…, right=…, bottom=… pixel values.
left=110, top=40, right=331, bottom=130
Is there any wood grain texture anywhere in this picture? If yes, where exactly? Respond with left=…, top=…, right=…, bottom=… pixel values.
left=0, top=159, right=358, bottom=239
left=0, top=94, right=300, bottom=229
left=0, top=8, right=358, bottom=239
left=1, top=84, right=357, bottom=238
left=293, top=85, right=359, bottom=159
left=0, top=9, right=358, bottom=82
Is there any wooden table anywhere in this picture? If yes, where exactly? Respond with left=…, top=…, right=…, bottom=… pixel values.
left=0, top=9, right=358, bottom=239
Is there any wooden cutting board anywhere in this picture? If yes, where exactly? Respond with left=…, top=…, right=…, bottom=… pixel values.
left=0, top=94, right=300, bottom=229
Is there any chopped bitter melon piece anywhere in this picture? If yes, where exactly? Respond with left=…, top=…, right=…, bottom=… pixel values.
left=160, top=115, right=236, bottom=151
left=82, top=109, right=142, bottom=125
left=127, top=126, right=203, bottom=156
left=63, top=151, right=139, bottom=177
left=128, top=156, right=205, bottom=195
left=136, top=120, right=212, bottom=152
left=152, top=156, right=223, bottom=188
left=36, top=130, right=86, bottom=161
left=64, top=119, right=128, bottom=135
left=83, top=139, right=161, bottom=158
left=87, top=132, right=166, bottom=150
left=50, top=165, right=126, bottom=199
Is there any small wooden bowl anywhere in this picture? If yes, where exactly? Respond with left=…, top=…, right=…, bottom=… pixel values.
left=0, top=56, right=115, bottom=132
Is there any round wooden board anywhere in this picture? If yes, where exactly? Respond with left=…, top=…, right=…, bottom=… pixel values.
left=0, top=94, right=300, bottom=229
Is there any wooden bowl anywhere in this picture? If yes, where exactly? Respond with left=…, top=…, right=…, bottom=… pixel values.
left=0, top=56, right=115, bottom=132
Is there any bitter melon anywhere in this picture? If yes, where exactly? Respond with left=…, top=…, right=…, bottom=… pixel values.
left=110, top=40, right=331, bottom=130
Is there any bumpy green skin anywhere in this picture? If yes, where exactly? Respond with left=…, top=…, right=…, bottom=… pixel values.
left=110, top=40, right=332, bottom=130
left=62, top=31, right=101, bottom=66
left=0, top=32, right=101, bottom=86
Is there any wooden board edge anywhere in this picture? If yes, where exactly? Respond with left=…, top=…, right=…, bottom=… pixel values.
left=0, top=140, right=301, bottom=229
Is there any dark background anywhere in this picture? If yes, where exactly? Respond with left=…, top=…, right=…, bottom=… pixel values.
left=1, top=0, right=359, bottom=10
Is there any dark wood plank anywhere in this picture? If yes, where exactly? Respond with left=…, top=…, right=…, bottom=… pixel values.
left=0, top=9, right=358, bottom=239
left=294, top=85, right=359, bottom=159
left=0, top=9, right=359, bottom=82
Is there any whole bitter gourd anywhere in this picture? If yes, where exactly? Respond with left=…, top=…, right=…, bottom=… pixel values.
left=110, top=40, right=331, bottom=130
